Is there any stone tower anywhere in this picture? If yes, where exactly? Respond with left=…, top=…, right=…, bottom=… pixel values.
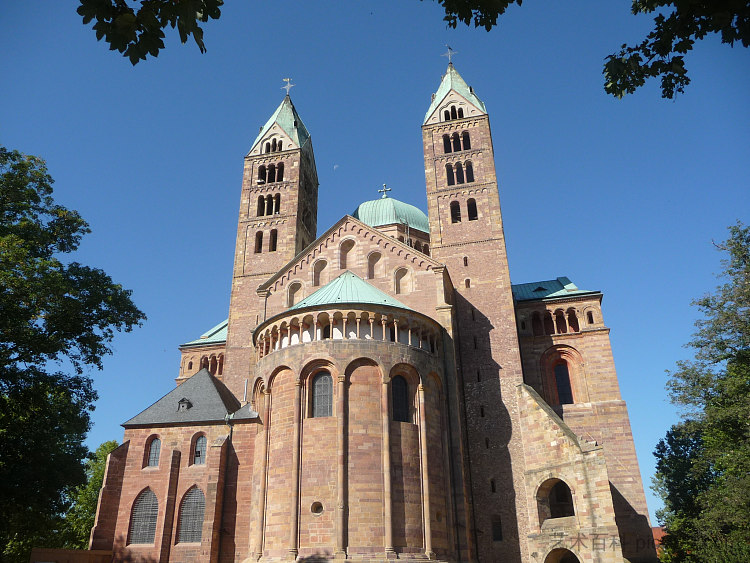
left=422, top=63, right=530, bottom=561
left=224, top=95, right=319, bottom=396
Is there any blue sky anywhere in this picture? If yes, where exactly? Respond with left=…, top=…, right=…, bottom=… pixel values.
left=2, top=2, right=748, bottom=523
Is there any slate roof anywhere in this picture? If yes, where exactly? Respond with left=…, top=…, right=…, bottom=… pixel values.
left=289, top=271, right=412, bottom=312
left=123, top=369, right=246, bottom=427
left=424, top=63, right=487, bottom=123
left=249, top=95, right=310, bottom=153
left=180, top=319, right=228, bottom=348
left=352, top=194, right=430, bottom=233
left=511, top=277, right=600, bottom=302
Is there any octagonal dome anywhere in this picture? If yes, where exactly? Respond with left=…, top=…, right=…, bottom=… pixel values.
left=352, top=195, right=430, bottom=234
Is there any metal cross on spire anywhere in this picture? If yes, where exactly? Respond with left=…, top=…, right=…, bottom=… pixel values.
left=281, top=78, right=295, bottom=96
left=378, top=184, right=392, bottom=198
left=442, top=45, right=457, bottom=64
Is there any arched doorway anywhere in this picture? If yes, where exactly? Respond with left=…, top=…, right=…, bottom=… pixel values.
left=544, top=547, right=581, bottom=563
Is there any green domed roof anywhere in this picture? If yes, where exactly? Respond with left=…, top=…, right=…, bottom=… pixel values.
left=352, top=195, right=430, bottom=233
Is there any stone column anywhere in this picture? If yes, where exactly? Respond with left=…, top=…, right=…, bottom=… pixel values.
left=381, top=318, right=388, bottom=341
left=313, top=314, right=319, bottom=341
left=252, top=390, right=272, bottom=559
left=418, top=384, right=435, bottom=559
left=342, top=316, right=348, bottom=339
left=289, top=381, right=302, bottom=558
left=381, top=379, right=396, bottom=557
left=335, top=374, right=347, bottom=558
left=393, top=319, right=399, bottom=343
left=356, top=317, right=361, bottom=339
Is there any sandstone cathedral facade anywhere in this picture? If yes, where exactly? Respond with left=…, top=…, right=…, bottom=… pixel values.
left=84, top=65, right=656, bottom=563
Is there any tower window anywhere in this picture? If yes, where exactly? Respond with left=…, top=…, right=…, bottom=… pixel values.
left=271, top=139, right=277, bottom=152
left=257, top=196, right=265, bottom=216
left=467, top=198, right=478, bottom=220
left=276, top=162, right=284, bottom=182
left=257, top=165, right=266, bottom=184
left=423, top=244, right=429, bottom=256
left=455, top=162, right=465, bottom=184
left=277, top=141, right=282, bottom=151
left=465, top=279, right=471, bottom=289
left=463, top=256, right=468, bottom=267
left=177, top=487, right=205, bottom=543
left=554, top=363, right=574, bottom=405
left=587, top=311, right=595, bottom=325
left=312, top=372, right=333, bottom=417
left=444, top=109, right=450, bottom=121
left=269, top=229, right=278, bottom=252
left=555, top=311, right=568, bottom=334
left=450, top=105, right=457, bottom=120
left=128, top=489, right=158, bottom=544
left=462, top=131, right=471, bottom=150
left=193, top=435, right=207, bottom=465
left=544, top=312, right=555, bottom=335
left=452, top=132, right=461, bottom=152
left=446, top=163, right=455, bottom=186
left=465, top=161, right=475, bottom=183
left=264, top=142, right=270, bottom=153
left=392, top=375, right=409, bottom=422
left=450, top=201, right=461, bottom=223
left=267, top=164, right=276, bottom=183
left=266, top=194, right=273, bottom=215
left=457, top=107, right=464, bottom=118
left=146, top=437, right=160, bottom=467
left=274, top=193, right=281, bottom=214
left=254, top=231, right=263, bottom=253
left=443, top=134, right=451, bottom=153
left=567, top=310, right=580, bottom=332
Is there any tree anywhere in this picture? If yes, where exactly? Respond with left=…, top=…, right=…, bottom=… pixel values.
left=654, top=222, right=750, bottom=562
left=76, top=1, right=749, bottom=99
left=0, top=147, right=145, bottom=562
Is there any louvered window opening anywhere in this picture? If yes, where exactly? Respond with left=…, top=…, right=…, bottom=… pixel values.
left=177, top=487, right=205, bottom=543
left=312, top=372, right=332, bottom=417
left=392, top=376, right=410, bottom=422
left=194, top=435, right=207, bottom=465
left=147, top=438, right=160, bottom=466
left=129, top=489, right=158, bottom=544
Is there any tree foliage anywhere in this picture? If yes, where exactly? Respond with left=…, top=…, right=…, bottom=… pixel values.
left=654, top=222, right=750, bottom=562
left=0, top=147, right=145, bottom=561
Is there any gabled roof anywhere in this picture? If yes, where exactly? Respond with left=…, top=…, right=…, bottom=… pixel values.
left=511, top=276, right=600, bottom=302
left=352, top=194, right=430, bottom=233
left=180, top=319, right=228, bottom=348
left=249, top=95, right=310, bottom=153
left=123, top=369, right=242, bottom=427
left=424, top=63, right=487, bottom=124
left=289, top=271, right=412, bottom=311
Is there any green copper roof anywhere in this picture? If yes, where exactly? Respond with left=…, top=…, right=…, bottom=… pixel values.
left=249, top=96, right=310, bottom=152
left=181, top=319, right=228, bottom=347
left=511, top=277, right=599, bottom=302
left=424, top=63, right=487, bottom=124
left=289, top=271, right=412, bottom=311
left=352, top=195, right=430, bottom=233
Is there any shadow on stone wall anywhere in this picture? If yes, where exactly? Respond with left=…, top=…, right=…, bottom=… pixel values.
left=111, top=536, right=157, bottom=562
left=610, top=484, right=657, bottom=563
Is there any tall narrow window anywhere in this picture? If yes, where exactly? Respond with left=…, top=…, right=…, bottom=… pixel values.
left=264, top=142, right=271, bottom=154
left=465, top=279, right=471, bottom=289
left=465, top=161, right=475, bottom=183
left=555, top=311, right=568, bottom=334
left=269, top=229, right=278, bottom=252
left=339, top=239, right=355, bottom=269
left=462, top=131, right=471, bottom=150
left=128, top=489, right=158, bottom=544
left=423, top=244, right=429, bottom=256
left=254, top=231, right=263, bottom=253
left=257, top=165, right=266, bottom=184
left=276, top=163, right=284, bottom=182
left=587, top=311, right=595, bottom=325
left=146, top=437, right=160, bottom=467
left=452, top=132, right=461, bottom=152
left=287, top=282, right=302, bottom=307
left=544, top=312, right=555, bottom=335
left=467, top=198, right=478, bottom=220
left=193, top=435, right=207, bottom=465
left=554, top=363, right=574, bottom=405
left=450, top=106, right=457, bottom=120
left=273, top=193, right=281, bottom=214
left=463, top=256, right=468, bottom=266
left=277, top=141, right=282, bottom=151
left=443, top=134, right=451, bottom=153
left=392, top=376, right=409, bottom=422
left=492, top=515, right=503, bottom=541
left=267, top=164, right=276, bottom=183
left=455, top=162, right=465, bottom=184
left=312, top=372, right=333, bottom=417
left=313, top=260, right=327, bottom=286
left=177, top=487, right=205, bottom=543
left=446, top=164, right=455, bottom=186
left=257, top=196, right=265, bottom=216
left=394, top=268, right=410, bottom=295
left=322, top=324, right=331, bottom=340
left=567, top=310, right=580, bottom=332
left=271, top=139, right=277, bottom=152
left=367, top=252, right=382, bottom=279
left=265, top=194, right=273, bottom=215
left=444, top=109, right=451, bottom=121
left=450, top=201, right=461, bottom=223
left=457, top=107, right=464, bottom=118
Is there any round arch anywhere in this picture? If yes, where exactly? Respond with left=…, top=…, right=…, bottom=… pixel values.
left=544, top=548, right=581, bottom=563
left=539, top=345, right=589, bottom=405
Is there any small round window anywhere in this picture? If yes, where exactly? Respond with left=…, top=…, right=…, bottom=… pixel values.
left=311, top=502, right=324, bottom=515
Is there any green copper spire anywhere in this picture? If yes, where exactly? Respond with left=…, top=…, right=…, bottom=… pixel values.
left=249, top=95, right=310, bottom=152
left=424, top=63, right=487, bottom=124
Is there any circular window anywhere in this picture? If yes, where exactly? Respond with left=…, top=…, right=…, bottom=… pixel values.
left=311, top=502, right=324, bottom=515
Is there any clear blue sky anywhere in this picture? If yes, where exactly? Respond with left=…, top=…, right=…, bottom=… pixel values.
left=2, top=1, right=748, bottom=524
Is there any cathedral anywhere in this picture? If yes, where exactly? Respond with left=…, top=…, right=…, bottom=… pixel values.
left=82, top=64, right=656, bottom=563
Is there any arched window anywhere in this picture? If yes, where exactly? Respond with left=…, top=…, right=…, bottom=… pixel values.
left=257, top=196, right=265, bottom=216
left=462, top=131, right=471, bottom=150
left=265, top=194, right=273, bottom=215
left=555, top=311, right=568, bottom=334
left=423, top=244, right=429, bottom=256
left=443, top=134, right=451, bottom=153
left=445, top=164, right=455, bottom=186
left=463, top=256, right=468, bottom=267
left=452, top=132, right=461, bottom=152
left=254, top=231, right=263, bottom=253
left=187, top=361, right=193, bottom=370
left=455, top=162, right=465, bottom=184
left=567, top=310, right=579, bottom=332
left=276, top=163, right=284, bottom=182
left=467, top=198, right=478, bottom=220
left=264, top=142, right=270, bottom=153
left=450, top=201, right=461, bottom=223
left=193, top=435, right=207, bottom=465
left=200, top=356, right=208, bottom=369
left=532, top=312, right=543, bottom=336
left=177, top=487, right=205, bottom=543
left=269, top=229, right=278, bottom=252
left=367, top=252, right=382, bottom=279
left=128, top=489, right=158, bottom=544
left=392, top=376, right=409, bottom=422
left=465, top=279, right=471, bottom=288
left=312, top=372, right=332, bottom=417
left=267, top=164, right=276, bottom=183
left=273, top=193, right=281, bottom=214
left=398, top=235, right=405, bottom=242
left=313, top=260, right=327, bottom=286
left=257, top=165, right=266, bottom=184
left=443, top=109, right=450, bottom=121
left=271, top=139, right=277, bottom=152
left=415, top=241, right=422, bottom=252
left=457, top=107, right=464, bottom=118
left=394, top=268, right=410, bottom=295
left=554, top=363, right=574, bottom=405
left=450, top=105, right=457, bottom=120
left=339, top=239, right=355, bottom=269
left=587, top=311, right=595, bottom=325
left=543, top=312, right=555, bottom=335
left=277, top=141, right=282, bottom=151
left=288, top=282, right=302, bottom=307
left=146, top=437, right=160, bottom=467
left=322, top=323, right=331, bottom=340
left=465, top=161, right=475, bottom=183
left=209, top=355, right=217, bottom=374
